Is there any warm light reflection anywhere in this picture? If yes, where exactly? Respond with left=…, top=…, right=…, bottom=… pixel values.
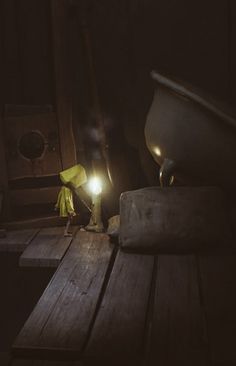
left=153, top=146, right=161, bottom=157
left=88, top=177, right=102, bottom=195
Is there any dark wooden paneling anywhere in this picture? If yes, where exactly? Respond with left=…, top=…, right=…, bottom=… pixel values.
left=3, top=0, right=53, bottom=105
left=19, top=226, right=78, bottom=268
left=13, top=232, right=114, bottom=358
left=148, top=256, right=208, bottom=366
left=84, top=251, right=154, bottom=366
left=199, top=255, right=236, bottom=365
left=16, top=0, right=53, bottom=104
left=51, top=0, right=77, bottom=169
left=2, top=0, right=21, bottom=104
left=10, top=187, right=61, bottom=207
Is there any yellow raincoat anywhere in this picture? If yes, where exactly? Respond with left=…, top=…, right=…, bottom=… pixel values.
left=55, top=164, right=87, bottom=217
left=55, top=186, right=75, bottom=217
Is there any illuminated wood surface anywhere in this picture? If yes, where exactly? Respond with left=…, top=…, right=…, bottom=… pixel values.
left=13, top=231, right=114, bottom=358
left=0, top=228, right=38, bottom=252
left=19, top=226, right=78, bottom=268
left=10, top=232, right=236, bottom=366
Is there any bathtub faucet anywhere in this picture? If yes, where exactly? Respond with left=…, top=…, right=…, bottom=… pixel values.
left=159, top=158, right=176, bottom=187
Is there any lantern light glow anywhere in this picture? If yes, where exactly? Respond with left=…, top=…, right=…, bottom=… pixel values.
left=88, top=176, right=102, bottom=195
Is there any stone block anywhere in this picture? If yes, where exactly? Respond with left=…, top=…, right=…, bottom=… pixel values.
left=120, top=187, right=233, bottom=252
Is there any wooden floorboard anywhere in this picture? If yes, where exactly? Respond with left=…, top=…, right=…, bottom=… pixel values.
left=147, top=255, right=208, bottom=366
left=83, top=251, right=154, bottom=366
left=19, top=227, right=78, bottom=268
left=13, top=232, right=114, bottom=358
left=0, top=229, right=38, bottom=252
left=199, top=254, right=236, bottom=365
left=3, top=216, right=68, bottom=231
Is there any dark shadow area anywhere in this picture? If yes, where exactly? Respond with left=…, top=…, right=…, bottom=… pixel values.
left=0, top=253, right=55, bottom=355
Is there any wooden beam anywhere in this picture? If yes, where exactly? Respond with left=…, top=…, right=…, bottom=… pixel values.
left=50, top=0, right=77, bottom=169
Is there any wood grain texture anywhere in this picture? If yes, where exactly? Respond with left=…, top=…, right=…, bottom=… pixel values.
left=148, top=256, right=208, bottom=366
left=19, top=226, right=77, bottom=268
left=10, top=187, right=61, bottom=206
left=13, top=232, right=114, bottom=358
left=83, top=251, right=154, bottom=366
left=0, top=228, right=38, bottom=252
left=199, top=255, right=236, bottom=365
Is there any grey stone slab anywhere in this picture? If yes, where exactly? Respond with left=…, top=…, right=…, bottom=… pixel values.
left=120, top=186, right=233, bottom=252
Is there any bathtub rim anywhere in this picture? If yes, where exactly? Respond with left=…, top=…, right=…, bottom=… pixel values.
left=151, top=70, right=236, bottom=129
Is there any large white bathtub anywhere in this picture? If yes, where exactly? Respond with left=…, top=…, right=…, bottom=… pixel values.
left=145, top=71, right=236, bottom=187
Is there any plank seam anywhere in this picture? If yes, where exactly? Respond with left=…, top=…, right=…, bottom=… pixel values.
left=196, top=255, right=212, bottom=366
left=143, top=255, right=158, bottom=365
left=80, top=245, right=119, bottom=355
left=58, top=226, right=79, bottom=264
left=37, top=258, right=84, bottom=341
left=27, top=228, right=41, bottom=247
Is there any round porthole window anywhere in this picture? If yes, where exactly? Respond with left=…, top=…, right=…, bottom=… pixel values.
left=18, top=131, right=45, bottom=160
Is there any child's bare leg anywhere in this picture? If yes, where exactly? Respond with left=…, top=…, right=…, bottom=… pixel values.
left=64, top=216, right=72, bottom=237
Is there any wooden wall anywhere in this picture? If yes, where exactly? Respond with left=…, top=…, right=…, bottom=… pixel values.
left=2, top=0, right=53, bottom=105
left=1, top=0, right=236, bottom=214
left=0, top=0, right=77, bottom=220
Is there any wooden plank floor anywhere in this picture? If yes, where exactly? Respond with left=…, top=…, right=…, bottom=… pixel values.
left=19, top=226, right=78, bottom=268
left=10, top=230, right=236, bottom=366
left=84, top=251, right=154, bottom=366
left=0, top=229, right=38, bottom=252
left=13, top=231, right=115, bottom=358
left=199, top=255, right=236, bottom=365
left=147, top=256, right=208, bottom=366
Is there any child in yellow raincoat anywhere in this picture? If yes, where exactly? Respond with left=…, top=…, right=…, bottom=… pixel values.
left=55, top=164, right=89, bottom=236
